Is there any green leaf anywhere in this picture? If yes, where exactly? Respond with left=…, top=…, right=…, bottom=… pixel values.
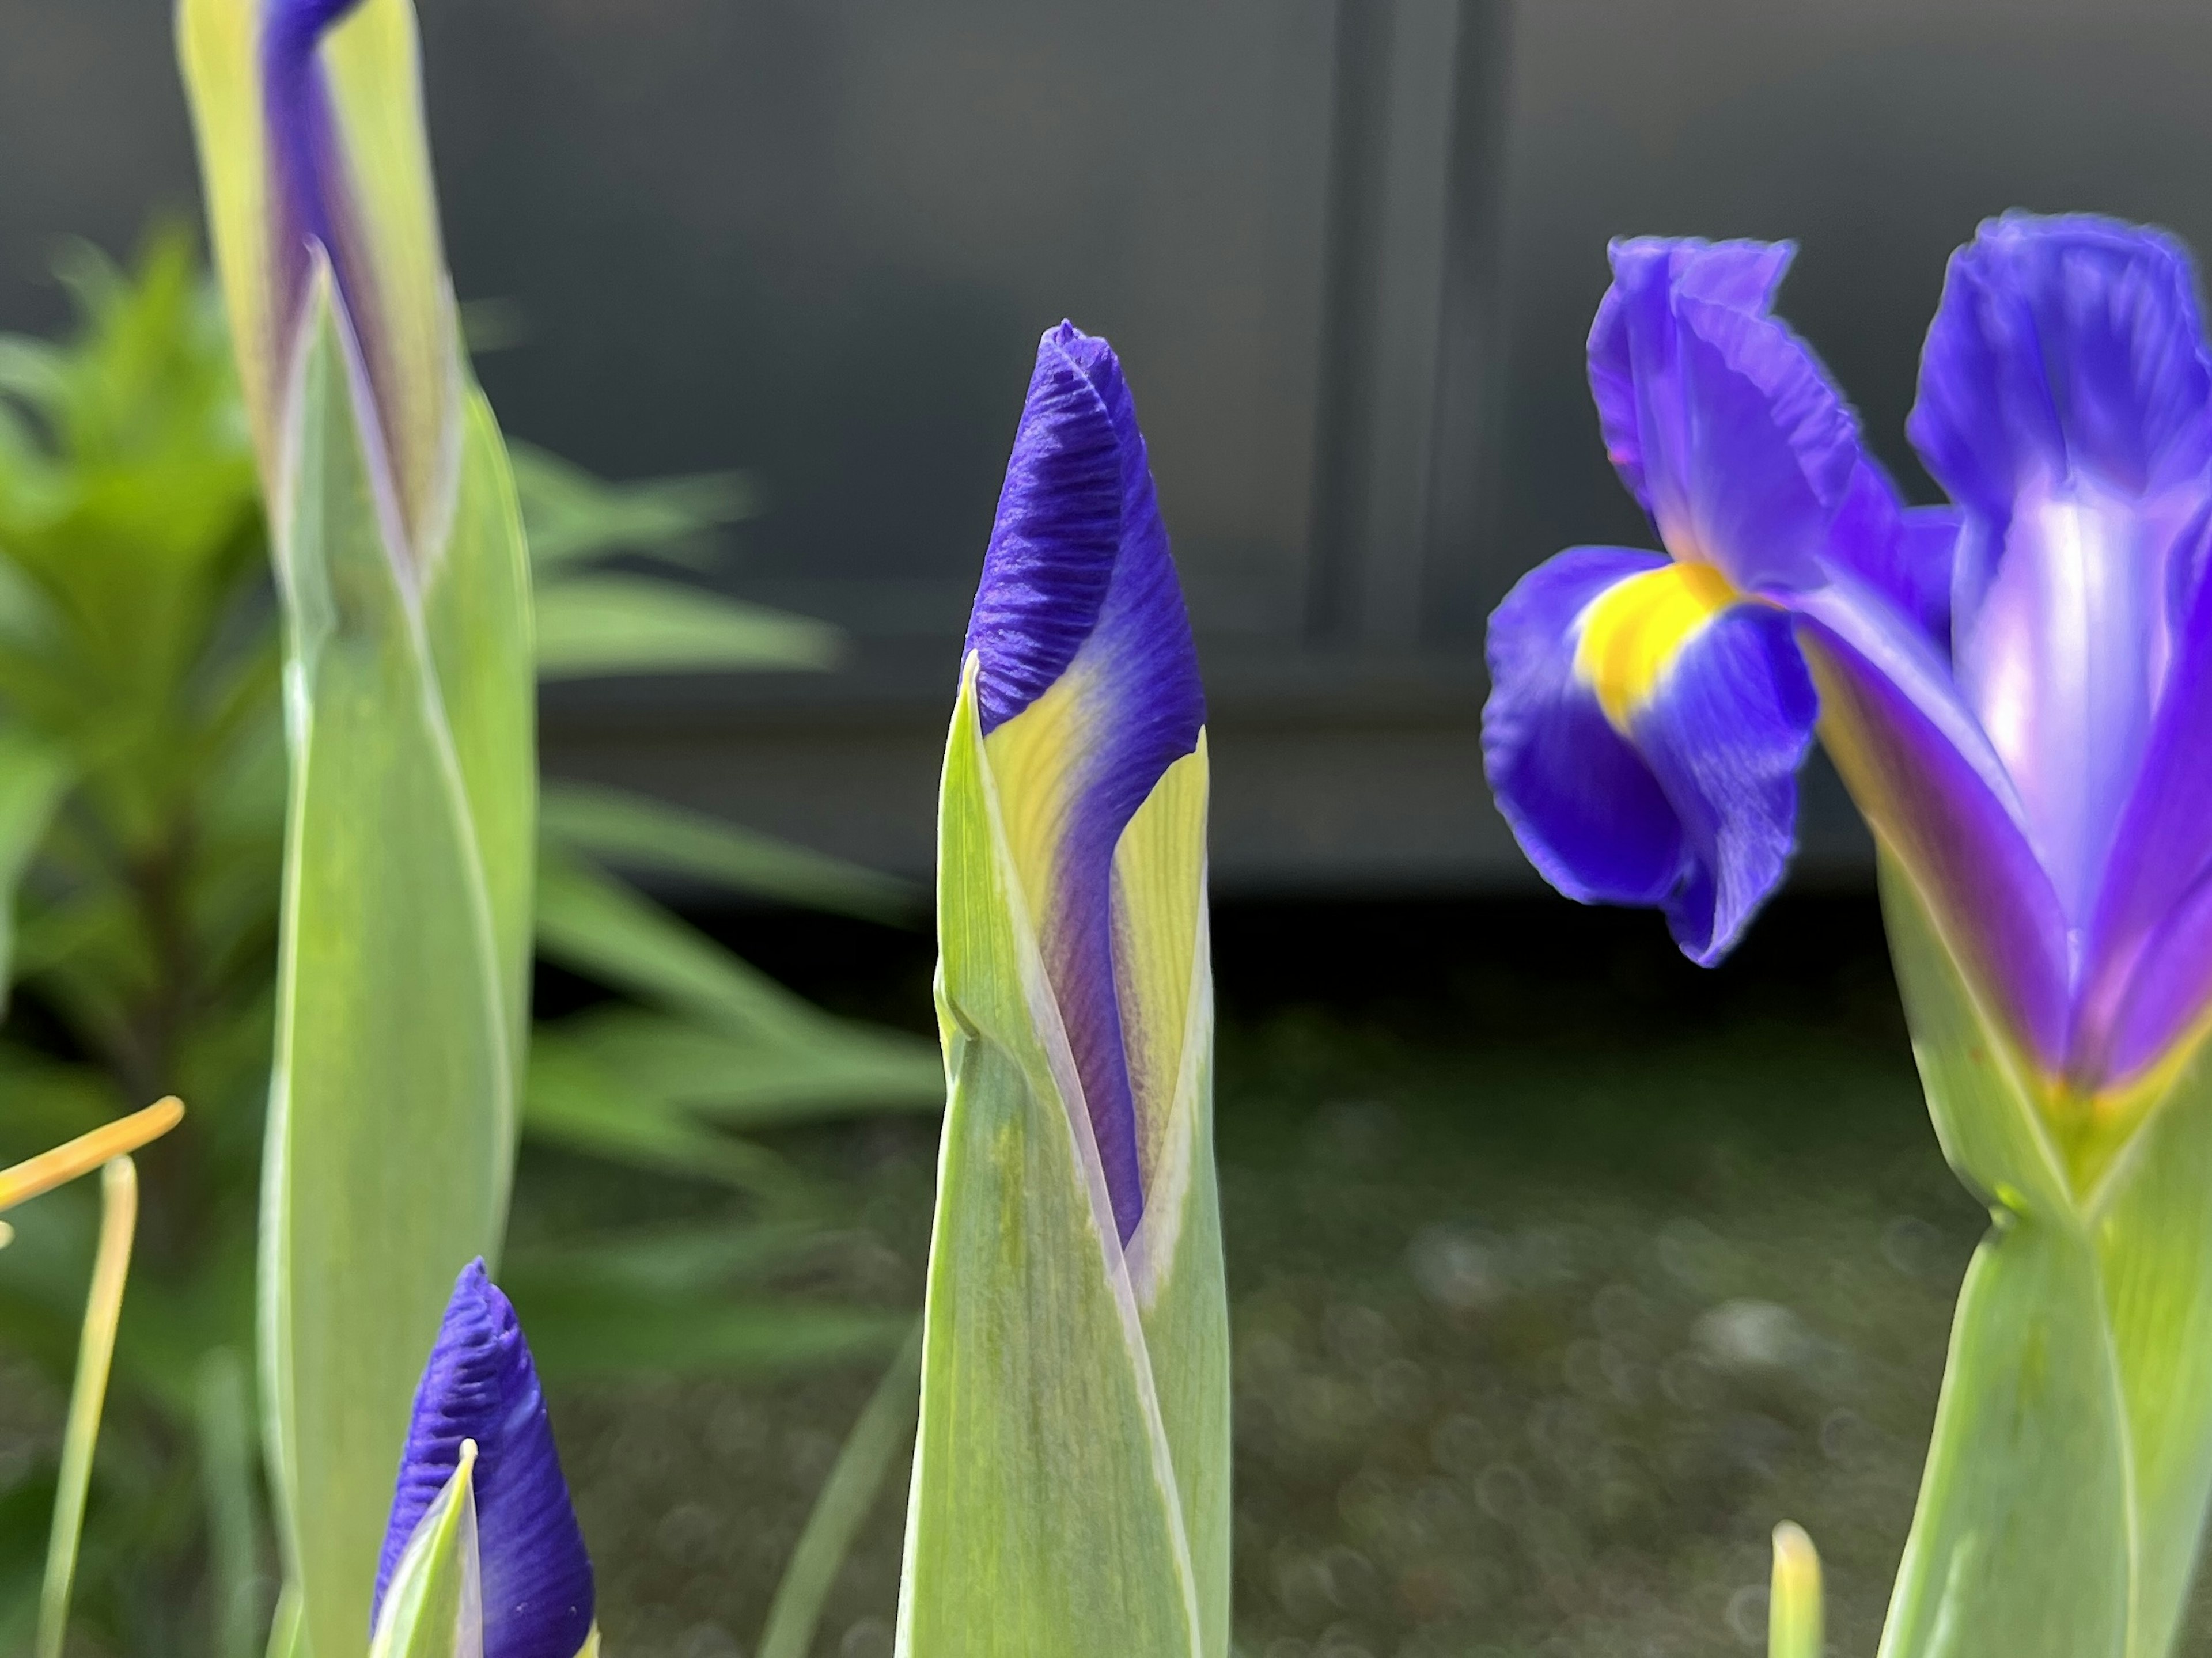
left=542, top=781, right=917, bottom=923
left=760, top=1322, right=922, bottom=1658
left=507, top=440, right=756, bottom=572
left=1876, top=856, right=2212, bottom=1658
left=257, top=283, right=520, bottom=1658
left=535, top=1006, right=940, bottom=1129
left=522, top=1027, right=794, bottom=1193
left=532, top=574, right=838, bottom=680
left=536, top=847, right=840, bottom=1033
left=502, top=1278, right=906, bottom=1379
left=366, top=1446, right=480, bottom=1658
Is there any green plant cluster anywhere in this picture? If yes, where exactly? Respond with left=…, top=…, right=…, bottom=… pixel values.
left=0, top=230, right=939, bottom=1657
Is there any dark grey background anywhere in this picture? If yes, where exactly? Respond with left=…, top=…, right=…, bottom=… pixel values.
left=5, top=0, right=2209, bottom=888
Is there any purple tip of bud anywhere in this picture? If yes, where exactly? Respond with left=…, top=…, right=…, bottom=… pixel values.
left=373, top=1260, right=594, bottom=1658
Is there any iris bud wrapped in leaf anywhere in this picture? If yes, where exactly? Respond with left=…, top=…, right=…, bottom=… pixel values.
left=179, top=2, right=533, bottom=1653
left=1484, top=218, right=2212, bottom=1657
left=372, top=1262, right=595, bottom=1658
left=899, top=323, right=1228, bottom=1657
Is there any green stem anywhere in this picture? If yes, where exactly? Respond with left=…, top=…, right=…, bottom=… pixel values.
left=38, top=1155, right=140, bottom=1658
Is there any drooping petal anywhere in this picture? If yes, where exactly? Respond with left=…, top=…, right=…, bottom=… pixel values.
left=1793, top=575, right=2071, bottom=1068
left=1627, top=599, right=1818, bottom=961
left=1589, top=238, right=1862, bottom=593
left=965, top=322, right=1204, bottom=1245
left=1910, top=213, right=2212, bottom=924
left=1483, top=547, right=1816, bottom=964
left=182, top=0, right=459, bottom=566
left=1484, top=547, right=1685, bottom=909
left=374, top=1261, right=594, bottom=1658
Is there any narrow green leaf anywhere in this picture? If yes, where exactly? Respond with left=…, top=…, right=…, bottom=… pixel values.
left=542, top=780, right=918, bottom=923
left=536, top=1006, right=941, bottom=1128
left=523, top=1029, right=794, bottom=1193
left=535, top=848, right=843, bottom=1033
left=507, top=440, right=757, bottom=572
left=367, top=1444, right=480, bottom=1658
left=259, top=287, right=517, bottom=1658
left=533, top=574, right=838, bottom=679
left=503, top=1281, right=906, bottom=1379
left=760, top=1322, right=923, bottom=1658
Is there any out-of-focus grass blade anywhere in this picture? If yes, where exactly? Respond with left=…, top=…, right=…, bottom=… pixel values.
left=509, top=440, right=756, bottom=572
left=1770, top=1523, right=1821, bottom=1658
left=502, top=1280, right=906, bottom=1379
left=537, top=848, right=866, bottom=1036
left=366, top=1444, right=480, bottom=1658
left=524, top=1029, right=795, bottom=1193
left=36, top=1155, right=137, bottom=1658
left=542, top=781, right=918, bottom=923
left=505, top=1222, right=825, bottom=1302
left=536, top=1006, right=940, bottom=1128
left=533, top=575, right=839, bottom=679
left=760, top=1321, right=922, bottom=1658
left=198, top=1347, right=264, bottom=1658
left=258, top=286, right=520, bottom=1658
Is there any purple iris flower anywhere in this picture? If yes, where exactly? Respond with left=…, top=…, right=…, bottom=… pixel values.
left=374, top=1261, right=594, bottom=1658
left=963, top=320, right=1205, bottom=1243
left=1484, top=214, right=2212, bottom=1100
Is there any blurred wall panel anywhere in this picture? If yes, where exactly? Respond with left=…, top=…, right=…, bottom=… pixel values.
left=6, top=1, right=2207, bottom=889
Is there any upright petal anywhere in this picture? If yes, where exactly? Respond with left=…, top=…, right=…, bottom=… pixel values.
left=1910, top=213, right=2212, bottom=923
left=1483, top=548, right=1816, bottom=964
left=375, top=1262, right=594, bottom=1658
left=965, top=322, right=1204, bottom=1243
left=1589, top=238, right=1862, bottom=593
left=1793, top=575, right=2071, bottom=1068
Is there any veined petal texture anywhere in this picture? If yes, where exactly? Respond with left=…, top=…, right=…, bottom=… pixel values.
left=965, top=321, right=1205, bottom=1245
left=377, top=1262, right=594, bottom=1658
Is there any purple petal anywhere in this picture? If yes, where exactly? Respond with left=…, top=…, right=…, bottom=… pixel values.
left=2074, top=505, right=2212, bottom=1084
left=261, top=0, right=375, bottom=342
left=1792, top=578, right=2071, bottom=1067
left=1826, top=460, right=1959, bottom=650
left=374, top=1261, right=593, bottom=1658
left=1628, top=602, right=1818, bottom=962
left=1484, top=548, right=1687, bottom=909
left=1588, top=238, right=1863, bottom=593
left=1911, top=214, right=2212, bottom=926
left=1482, top=548, right=1817, bottom=965
left=964, top=323, right=1204, bottom=1244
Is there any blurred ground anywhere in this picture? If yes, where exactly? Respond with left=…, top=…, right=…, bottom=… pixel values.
left=530, top=894, right=2055, bottom=1658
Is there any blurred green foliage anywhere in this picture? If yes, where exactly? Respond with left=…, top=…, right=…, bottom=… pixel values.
left=0, top=229, right=939, bottom=1657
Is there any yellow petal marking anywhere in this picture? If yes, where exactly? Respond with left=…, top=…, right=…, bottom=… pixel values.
left=1110, top=737, right=1208, bottom=1200
left=0, top=1098, right=184, bottom=1214
left=1573, top=559, right=1741, bottom=731
left=980, top=655, right=1105, bottom=936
